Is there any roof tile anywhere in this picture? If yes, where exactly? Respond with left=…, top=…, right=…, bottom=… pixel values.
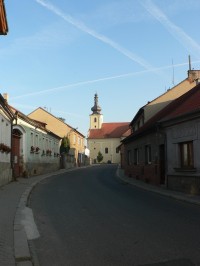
left=88, top=122, right=130, bottom=139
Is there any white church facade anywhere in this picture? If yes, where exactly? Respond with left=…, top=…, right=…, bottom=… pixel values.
left=87, top=94, right=130, bottom=164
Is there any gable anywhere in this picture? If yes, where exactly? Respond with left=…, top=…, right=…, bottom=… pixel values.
left=123, top=82, right=200, bottom=143
left=144, top=78, right=197, bottom=122
left=28, top=108, right=70, bottom=138
left=0, top=94, right=14, bottom=120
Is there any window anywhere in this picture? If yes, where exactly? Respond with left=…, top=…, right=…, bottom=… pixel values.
left=30, top=132, right=34, bottom=146
left=42, top=137, right=45, bottom=150
left=105, top=147, right=108, bottom=154
left=145, top=145, right=151, bottom=164
left=127, top=150, right=132, bottom=165
left=35, top=134, right=39, bottom=147
left=134, top=148, right=139, bottom=165
left=179, top=141, right=194, bottom=168
left=94, top=117, right=97, bottom=122
left=116, top=147, right=119, bottom=153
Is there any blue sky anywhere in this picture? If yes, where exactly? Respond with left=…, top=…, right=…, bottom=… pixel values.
left=1, top=0, right=200, bottom=137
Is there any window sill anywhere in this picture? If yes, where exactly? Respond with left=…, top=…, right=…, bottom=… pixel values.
left=174, top=168, right=196, bottom=173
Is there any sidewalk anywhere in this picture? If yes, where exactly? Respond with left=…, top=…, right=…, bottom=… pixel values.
left=116, top=167, right=200, bottom=206
left=0, top=168, right=70, bottom=266
left=0, top=166, right=200, bottom=266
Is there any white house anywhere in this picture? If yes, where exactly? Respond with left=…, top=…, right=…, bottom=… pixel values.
left=10, top=106, right=61, bottom=178
left=0, top=94, right=14, bottom=186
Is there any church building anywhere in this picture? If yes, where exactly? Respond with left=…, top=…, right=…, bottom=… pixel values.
left=87, top=93, right=130, bottom=164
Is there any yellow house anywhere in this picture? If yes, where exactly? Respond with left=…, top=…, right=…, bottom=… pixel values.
left=28, top=107, right=85, bottom=165
left=87, top=94, right=130, bottom=164
left=130, top=69, right=200, bottom=132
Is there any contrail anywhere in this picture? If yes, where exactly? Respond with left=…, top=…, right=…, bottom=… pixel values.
left=140, top=0, right=200, bottom=57
left=35, top=0, right=153, bottom=70
left=11, top=60, right=200, bottom=100
left=10, top=103, right=86, bottom=118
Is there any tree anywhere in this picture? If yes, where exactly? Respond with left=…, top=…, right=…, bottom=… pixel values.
left=60, top=136, right=70, bottom=154
left=97, top=151, right=103, bottom=163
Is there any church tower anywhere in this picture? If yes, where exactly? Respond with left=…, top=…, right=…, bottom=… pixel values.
left=90, top=93, right=103, bottom=129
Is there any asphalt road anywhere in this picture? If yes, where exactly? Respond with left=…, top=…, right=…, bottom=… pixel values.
left=29, top=165, right=200, bottom=266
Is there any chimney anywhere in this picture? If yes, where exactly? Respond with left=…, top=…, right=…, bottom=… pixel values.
left=3, top=93, right=9, bottom=103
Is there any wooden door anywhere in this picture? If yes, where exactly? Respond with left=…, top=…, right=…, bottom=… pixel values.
left=12, top=130, right=21, bottom=178
left=159, top=144, right=165, bottom=184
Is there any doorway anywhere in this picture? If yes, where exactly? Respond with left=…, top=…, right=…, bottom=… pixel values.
left=12, top=129, right=22, bottom=178
left=159, top=144, right=166, bottom=184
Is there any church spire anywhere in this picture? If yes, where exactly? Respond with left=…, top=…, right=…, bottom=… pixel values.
left=91, top=93, right=102, bottom=114
left=89, top=93, right=103, bottom=129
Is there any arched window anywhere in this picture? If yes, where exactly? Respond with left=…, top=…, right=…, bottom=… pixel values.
left=94, top=117, right=97, bottom=122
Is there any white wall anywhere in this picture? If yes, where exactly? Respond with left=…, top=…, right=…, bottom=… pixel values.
left=0, top=111, right=12, bottom=186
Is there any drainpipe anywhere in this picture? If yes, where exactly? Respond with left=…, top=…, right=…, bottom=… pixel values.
left=11, top=118, right=14, bottom=181
left=156, top=123, right=168, bottom=188
left=11, top=113, right=17, bottom=181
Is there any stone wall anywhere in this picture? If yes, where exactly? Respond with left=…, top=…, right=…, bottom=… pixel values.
left=0, top=162, right=12, bottom=187
left=24, top=161, right=60, bottom=178
left=167, top=175, right=200, bottom=195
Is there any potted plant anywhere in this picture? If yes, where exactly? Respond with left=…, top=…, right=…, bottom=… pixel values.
left=46, top=149, right=52, bottom=156
left=0, top=143, right=11, bottom=153
left=0, top=143, right=4, bottom=152
left=30, top=146, right=35, bottom=153
left=5, top=145, right=11, bottom=153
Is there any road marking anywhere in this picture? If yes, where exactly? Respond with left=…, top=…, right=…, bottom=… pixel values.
left=21, top=207, right=40, bottom=240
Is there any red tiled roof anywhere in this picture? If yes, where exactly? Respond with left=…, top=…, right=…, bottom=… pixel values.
left=88, top=122, right=130, bottom=139
left=162, top=82, right=200, bottom=121
left=123, top=82, right=200, bottom=143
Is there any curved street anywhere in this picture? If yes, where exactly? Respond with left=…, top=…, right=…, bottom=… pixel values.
left=29, top=165, right=200, bottom=266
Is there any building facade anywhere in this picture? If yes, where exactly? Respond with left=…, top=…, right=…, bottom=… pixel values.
left=122, top=70, right=200, bottom=194
left=28, top=107, right=85, bottom=166
left=11, top=106, right=61, bottom=178
left=160, top=83, right=200, bottom=194
left=87, top=94, right=130, bottom=164
left=0, top=94, right=14, bottom=186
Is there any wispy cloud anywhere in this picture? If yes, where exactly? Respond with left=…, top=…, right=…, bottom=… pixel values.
left=10, top=103, right=86, bottom=118
left=11, top=60, right=200, bottom=100
left=0, top=21, right=76, bottom=57
left=140, top=0, right=200, bottom=57
left=89, top=1, right=146, bottom=28
left=35, top=0, right=153, bottom=70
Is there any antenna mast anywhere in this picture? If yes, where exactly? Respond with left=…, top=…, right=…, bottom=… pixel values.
left=188, top=55, right=192, bottom=70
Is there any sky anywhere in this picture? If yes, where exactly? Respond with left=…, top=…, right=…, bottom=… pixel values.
left=1, top=0, right=200, bottom=137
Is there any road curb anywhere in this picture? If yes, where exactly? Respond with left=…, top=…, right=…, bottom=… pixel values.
left=116, top=167, right=200, bottom=207
left=13, top=170, right=71, bottom=265
left=13, top=166, right=93, bottom=265
left=14, top=185, right=33, bottom=265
